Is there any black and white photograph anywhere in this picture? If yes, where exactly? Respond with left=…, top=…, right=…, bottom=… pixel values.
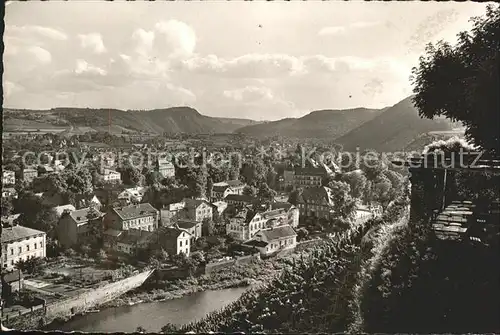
left=1, top=0, right=499, bottom=333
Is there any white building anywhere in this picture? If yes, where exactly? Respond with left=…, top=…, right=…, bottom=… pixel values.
left=118, top=187, right=146, bottom=205
left=243, top=224, right=297, bottom=257
left=2, top=170, right=15, bottom=186
left=101, top=169, right=122, bottom=183
left=226, top=208, right=290, bottom=242
left=2, top=224, right=46, bottom=270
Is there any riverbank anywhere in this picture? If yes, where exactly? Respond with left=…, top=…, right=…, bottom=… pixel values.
left=101, top=257, right=286, bottom=309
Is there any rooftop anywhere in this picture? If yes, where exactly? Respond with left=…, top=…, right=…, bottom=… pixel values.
left=159, top=226, right=191, bottom=240
left=68, top=207, right=103, bottom=224
left=2, top=225, right=45, bottom=243
left=243, top=240, right=268, bottom=248
left=54, top=204, right=76, bottom=217
left=113, top=203, right=158, bottom=220
left=259, top=225, right=297, bottom=241
left=176, top=220, right=200, bottom=230
left=270, top=202, right=294, bottom=211
left=224, top=194, right=258, bottom=203
left=117, top=229, right=155, bottom=246
left=297, top=186, right=333, bottom=205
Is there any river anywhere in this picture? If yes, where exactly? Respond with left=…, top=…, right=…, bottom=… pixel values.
left=46, top=286, right=250, bottom=333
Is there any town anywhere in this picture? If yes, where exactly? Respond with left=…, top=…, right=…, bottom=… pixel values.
left=1, top=130, right=395, bottom=328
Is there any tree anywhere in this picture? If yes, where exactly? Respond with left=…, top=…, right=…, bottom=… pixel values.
left=341, top=170, right=368, bottom=199
left=161, top=323, right=179, bottom=334
left=297, top=227, right=309, bottom=241
left=242, top=185, right=258, bottom=197
left=15, top=193, right=59, bottom=235
left=145, top=170, right=163, bottom=186
left=122, top=166, right=144, bottom=186
left=1, top=198, right=14, bottom=217
left=411, top=5, right=500, bottom=155
left=371, top=175, right=393, bottom=211
left=327, top=180, right=357, bottom=221
left=257, top=182, right=277, bottom=200
left=288, top=189, right=302, bottom=206
left=136, top=326, right=146, bottom=333
left=97, top=249, right=108, bottom=263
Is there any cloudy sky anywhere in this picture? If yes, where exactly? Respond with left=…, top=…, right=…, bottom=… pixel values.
left=3, top=1, right=490, bottom=121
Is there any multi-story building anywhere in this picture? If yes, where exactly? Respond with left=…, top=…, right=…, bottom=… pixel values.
left=226, top=207, right=290, bottom=241
left=104, top=203, right=159, bottom=232
left=158, top=226, right=191, bottom=257
left=160, top=201, right=186, bottom=227
left=211, top=180, right=246, bottom=201
left=184, top=199, right=213, bottom=222
left=101, top=169, right=122, bottom=183
left=293, top=165, right=333, bottom=188
left=2, top=187, right=18, bottom=201
left=176, top=220, right=203, bottom=241
left=117, top=187, right=146, bottom=205
left=283, top=168, right=295, bottom=189
left=296, top=186, right=336, bottom=220
left=113, top=229, right=156, bottom=255
left=269, top=202, right=300, bottom=228
left=243, top=223, right=297, bottom=257
left=224, top=194, right=258, bottom=207
left=2, top=170, right=15, bottom=186
left=157, top=158, right=175, bottom=179
left=20, top=168, right=38, bottom=183
left=211, top=201, right=228, bottom=217
left=2, top=224, right=46, bottom=270
left=56, top=207, right=104, bottom=248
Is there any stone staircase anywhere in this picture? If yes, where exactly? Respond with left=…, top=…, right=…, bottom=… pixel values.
left=431, top=201, right=475, bottom=241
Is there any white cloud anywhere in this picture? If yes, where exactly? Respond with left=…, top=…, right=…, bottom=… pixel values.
left=78, top=33, right=106, bottom=54
left=181, top=53, right=304, bottom=78
left=318, top=21, right=385, bottom=36
left=75, top=59, right=107, bottom=76
left=6, top=25, right=68, bottom=40
left=3, top=81, right=24, bottom=98
left=132, top=28, right=155, bottom=57
left=28, top=46, right=52, bottom=64
left=223, top=86, right=274, bottom=102
left=155, top=20, right=196, bottom=57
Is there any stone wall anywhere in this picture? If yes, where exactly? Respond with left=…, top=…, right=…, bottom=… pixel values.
left=3, top=270, right=153, bottom=330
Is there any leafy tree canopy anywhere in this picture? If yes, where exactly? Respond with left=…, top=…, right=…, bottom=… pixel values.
left=412, top=5, right=500, bottom=155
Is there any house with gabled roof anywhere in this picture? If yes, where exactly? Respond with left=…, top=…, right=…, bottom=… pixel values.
left=104, top=202, right=159, bottom=232
left=211, top=180, right=246, bottom=201
left=113, top=229, right=157, bottom=255
left=176, top=219, right=203, bottom=241
left=226, top=207, right=290, bottom=241
left=243, top=223, right=297, bottom=257
left=296, top=186, right=336, bottom=220
left=2, top=224, right=46, bottom=270
left=56, top=207, right=104, bottom=248
left=158, top=226, right=192, bottom=257
left=293, top=164, right=334, bottom=188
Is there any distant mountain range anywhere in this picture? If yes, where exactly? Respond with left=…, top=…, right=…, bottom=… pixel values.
left=236, top=96, right=457, bottom=151
left=334, top=96, right=458, bottom=152
left=3, top=107, right=262, bottom=135
left=235, top=107, right=386, bottom=139
left=3, top=96, right=460, bottom=151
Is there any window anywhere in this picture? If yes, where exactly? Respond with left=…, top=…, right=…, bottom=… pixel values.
left=35, top=243, right=37, bottom=249
left=11, top=260, right=14, bottom=265
left=180, top=240, right=183, bottom=247
left=18, top=247, right=22, bottom=254
left=10, top=248, right=13, bottom=255
left=27, top=245, right=30, bottom=251
left=40, top=241, right=43, bottom=248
